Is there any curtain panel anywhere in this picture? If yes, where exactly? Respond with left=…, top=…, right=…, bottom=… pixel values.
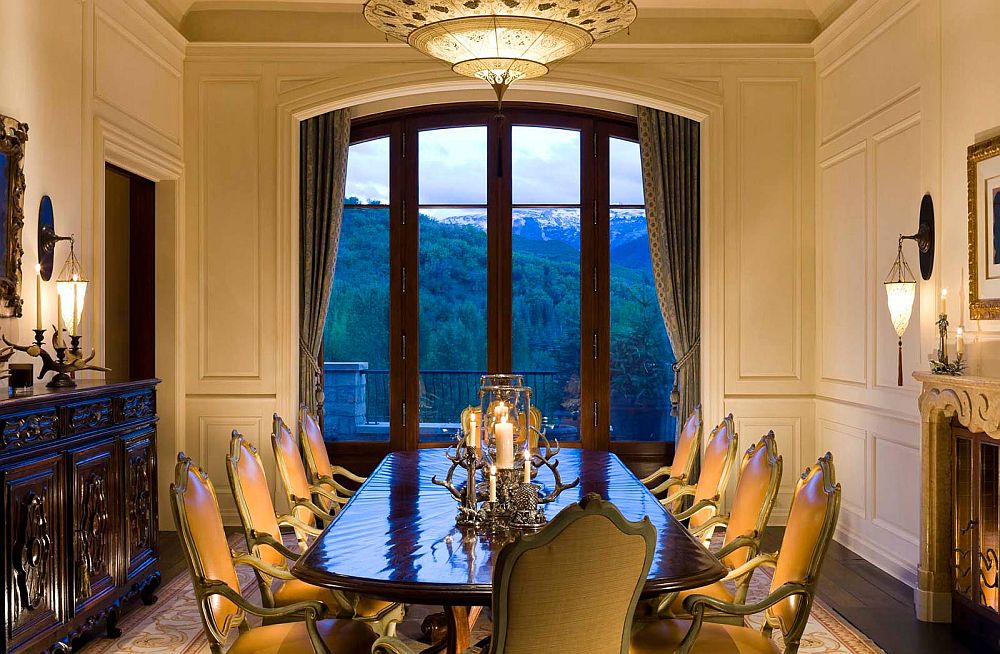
left=637, top=107, right=701, bottom=435
left=300, top=109, right=351, bottom=421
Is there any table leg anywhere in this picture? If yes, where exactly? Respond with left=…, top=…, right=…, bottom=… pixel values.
left=445, top=606, right=471, bottom=653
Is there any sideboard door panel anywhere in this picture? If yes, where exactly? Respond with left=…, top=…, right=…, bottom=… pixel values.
left=71, top=438, right=118, bottom=615
left=123, top=429, right=157, bottom=581
left=3, top=453, right=64, bottom=652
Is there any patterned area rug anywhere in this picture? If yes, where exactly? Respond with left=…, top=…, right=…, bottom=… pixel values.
left=80, top=534, right=884, bottom=654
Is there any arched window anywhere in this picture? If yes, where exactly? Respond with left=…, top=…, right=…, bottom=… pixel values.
left=324, top=104, right=675, bottom=468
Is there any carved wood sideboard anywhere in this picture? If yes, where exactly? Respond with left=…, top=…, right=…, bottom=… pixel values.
left=0, top=379, right=160, bottom=653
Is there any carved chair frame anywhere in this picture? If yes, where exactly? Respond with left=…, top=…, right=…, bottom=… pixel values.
left=298, top=403, right=366, bottom=502
left=676, top=453, right=842, bottom=654
left=170, top=454, right=332, bottom=654
left=660, top=414, right=738, bottom=526
left=642, top=404, right=703, bottom=498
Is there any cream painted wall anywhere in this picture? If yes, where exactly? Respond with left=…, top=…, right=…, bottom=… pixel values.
left=812, top=0, right=1000, bottom=586
left=182, top=43, right=817, bottom=524
left=0, top=0, right=185, bottom=529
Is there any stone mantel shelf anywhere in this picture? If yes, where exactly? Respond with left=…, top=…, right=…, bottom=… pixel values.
left=914, top=371, right=1000, bottom=439
left=913, top=370, right=1000, bottom=624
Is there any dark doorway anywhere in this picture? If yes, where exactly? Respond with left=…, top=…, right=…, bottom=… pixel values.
left=105, top=164, right=155, bottom=380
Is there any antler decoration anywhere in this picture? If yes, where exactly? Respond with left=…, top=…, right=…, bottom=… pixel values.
left=535, top=449, right=580, bottom=504
left=3, top=328, right=110, bottom=389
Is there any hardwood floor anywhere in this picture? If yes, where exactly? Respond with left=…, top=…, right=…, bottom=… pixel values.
left=159, top=528, right=979, bottom=653
left=761, top=527, right=976, bottom=654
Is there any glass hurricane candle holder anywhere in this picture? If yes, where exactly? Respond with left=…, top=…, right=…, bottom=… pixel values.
left=479, top=381, right=533, bottom=471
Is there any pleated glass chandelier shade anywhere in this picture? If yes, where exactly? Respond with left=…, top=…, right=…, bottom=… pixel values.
left=363, top=0, right=638, bottom=100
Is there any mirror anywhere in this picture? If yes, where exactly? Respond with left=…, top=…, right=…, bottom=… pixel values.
left=0, top=114, right=28, bottom=317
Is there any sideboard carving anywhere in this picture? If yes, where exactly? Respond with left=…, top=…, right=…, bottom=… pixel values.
left=0, top=380, right=159, bottom=654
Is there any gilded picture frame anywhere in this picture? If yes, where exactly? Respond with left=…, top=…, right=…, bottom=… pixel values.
left=969, top=133, right=1000, bottom=320
left=0, top=114, right=27, bottom=318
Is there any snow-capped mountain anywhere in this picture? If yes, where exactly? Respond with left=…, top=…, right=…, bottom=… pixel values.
left=423, top=207, right=647, bottom=252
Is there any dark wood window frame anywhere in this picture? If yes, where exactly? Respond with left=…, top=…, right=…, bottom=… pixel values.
left=328, top=103, right=672, bottom=474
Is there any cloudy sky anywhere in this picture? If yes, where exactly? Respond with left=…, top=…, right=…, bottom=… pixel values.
left=345, top=126, right=645, bottom=207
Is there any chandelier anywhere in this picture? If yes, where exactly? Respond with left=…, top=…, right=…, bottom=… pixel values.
left=363, top=0, right=638, bottom=102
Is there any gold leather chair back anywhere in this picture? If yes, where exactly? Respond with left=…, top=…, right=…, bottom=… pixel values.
left=170, top=455, right=243, bottom=643
left=272, top=414, right=316, bottom=528
left=227, top=431, right=284, bottom=569
left=491, top=494, right=655, bottom=654
left=672, top=406, right=703, bottom=480
left=300, top=407, right=334, bottom=480
left=766, top=453, right=841, bottom=638
left=719, top=432, right=782, bottom=569
left=688, top=415, right=738, bottom=529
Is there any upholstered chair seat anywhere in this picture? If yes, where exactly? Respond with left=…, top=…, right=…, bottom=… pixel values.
left=630, top=619, right=779, bottom=654
left=226, top=618, right=379, bottom=654
left=229, top=430, right=404, bottom=636
left=642, top=406, right=702, bottom=501
left=657, top=432, right=782, bottom=621
left=373, top=494, right=656, bottom=654
left=629, top=454, right=842, bottom=654
left=170, top=453, right=379, bottom=654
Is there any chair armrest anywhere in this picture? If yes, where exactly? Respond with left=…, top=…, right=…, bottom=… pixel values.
left=249, top=529, right=302, bottom=561
left=660, top=484, right=696, bottom=507
left=277, top=513, right=324, bottom=537
left=677, top=582, right=811, bottom=654
left=309, top=484, right=347, bottom=509
left=290, top=495, right=337, bottom=522
left=721, top=551, right=778, bottom=583
left=673, top=497, right=720, bottom=521
left=689, top=513, right=729, bottom=538
left=315, top=475, right=358, bottom=499
left=648, top=474, right=687, bottom=498
left=231, top=552, right=296, bottom=581
left=712, top=533, right=758, bottom=563
left=641, top=465, right=673, bottom=485
left=201, top=579, right=328, bottom=620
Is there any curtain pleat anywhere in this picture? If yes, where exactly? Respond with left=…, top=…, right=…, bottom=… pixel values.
left=300, top=109, right=351, bottom=423
left=637, top=107, right=701, bottom=439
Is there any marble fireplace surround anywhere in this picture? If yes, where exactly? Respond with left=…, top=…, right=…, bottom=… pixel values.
left=915, top=372, right=1000, bottom=622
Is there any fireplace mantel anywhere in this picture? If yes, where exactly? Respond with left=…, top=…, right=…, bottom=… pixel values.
left=914, top=371, right=1000, bottom=623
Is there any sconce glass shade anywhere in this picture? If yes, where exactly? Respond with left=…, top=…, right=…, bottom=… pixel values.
left=884, top=239, right=916, bottom=338
left=56, top=240, right=87, bottom=335
left=884, top=281, right=916, bottom=337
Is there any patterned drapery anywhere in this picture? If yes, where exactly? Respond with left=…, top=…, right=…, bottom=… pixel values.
left=300, top=109, right=351, bottom=421
left=637, top=107, right=701, bottom=435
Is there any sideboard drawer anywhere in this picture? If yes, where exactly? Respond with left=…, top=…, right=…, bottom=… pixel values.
left=0, top=410, right=60, bottom=451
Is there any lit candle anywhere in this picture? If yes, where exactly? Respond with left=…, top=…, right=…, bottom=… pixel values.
left=523, top=449, right=531, bottom=483
left=468, top=414, right=478, bottom=450
left=57, top=291, right=63, bottom=332
left=940, top=288, right=948, bottom=316
left=957, top=326, right=965, bottom=357
left=494, top=401, right=509, bottom=421
left=489, top=465, right=497, bottom=503
left=34, top=264, right=42, bottom=330
left=495, top=416, right=514, bottom=468
left=71, top=274, right=79, bottom=336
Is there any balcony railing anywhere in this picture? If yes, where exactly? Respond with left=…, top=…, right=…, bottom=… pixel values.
left=322, top=363, right=572, bottom=436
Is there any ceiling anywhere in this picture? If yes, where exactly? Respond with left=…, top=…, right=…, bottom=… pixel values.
left=148, top=0, right=855, bottom=42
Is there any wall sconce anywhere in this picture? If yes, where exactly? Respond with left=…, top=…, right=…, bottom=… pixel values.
left=55, top=238, right=87, bottom=336
left=37, top=195, right=71, bottom=281
left=883, top=193, right=935, bottom=386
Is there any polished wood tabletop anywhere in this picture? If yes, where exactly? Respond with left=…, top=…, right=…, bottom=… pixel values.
left=294, top=447, right=725, bottom=605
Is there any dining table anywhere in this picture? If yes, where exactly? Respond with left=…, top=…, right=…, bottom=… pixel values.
left=293, top=447, right=726, bottom=653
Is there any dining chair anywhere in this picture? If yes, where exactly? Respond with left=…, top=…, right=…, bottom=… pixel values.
left=169, top=453, right=378, bottom=654
left=630, top=453, right=842, bottom=654
left=227, top=431, right=405, bottom=636
left=272, top=413, right=340, bottom=548
left=659, top=414, right=738, bottom=533
left=655, top=431, right=783, bottom=620
left=299, top=404, right=367, bottom=507
left=641, top=405, right=703, bottom=499
left=371, top=493, right=656, bottom=654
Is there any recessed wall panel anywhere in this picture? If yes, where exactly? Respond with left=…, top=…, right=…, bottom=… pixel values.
left=819, top=147, right=868, bottom=386
left=737, top=80, right=801, bottom=380
left=872, top=435, right=919, bottom=542
left=818, top=419, right=866, bottom=517
left=198, top=79, right=261, bottom=380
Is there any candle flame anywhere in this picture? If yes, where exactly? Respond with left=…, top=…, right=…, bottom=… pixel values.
left=35, top=263, right=40, bottom=273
